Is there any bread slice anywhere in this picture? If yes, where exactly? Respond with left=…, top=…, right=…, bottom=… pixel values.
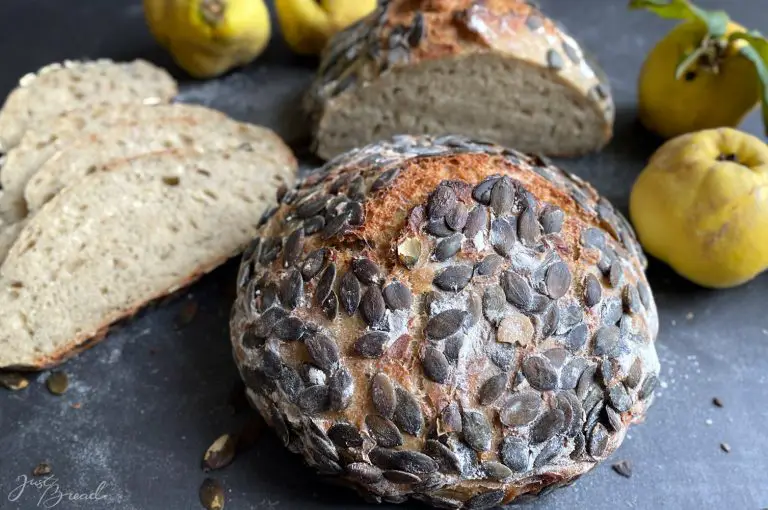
left=306, top=0, right=614, bottom=159
left=0, top=146, right=296, bottom=369
left=0, top=59, right=177, bottom=151
left=0, top=103, right=229, bottom=221
left=25, top=116, right=291, bottom=213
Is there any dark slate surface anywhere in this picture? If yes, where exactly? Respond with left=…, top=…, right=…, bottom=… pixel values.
left=1, top=1, right=767, bottom=509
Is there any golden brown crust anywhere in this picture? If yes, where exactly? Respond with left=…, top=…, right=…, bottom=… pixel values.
left=231, top=135, right=658, bottom=508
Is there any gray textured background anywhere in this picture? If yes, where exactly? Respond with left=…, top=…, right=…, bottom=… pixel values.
left=1, top=1, right=767, bottom=509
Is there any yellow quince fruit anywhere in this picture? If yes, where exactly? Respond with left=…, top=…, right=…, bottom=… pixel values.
left=630, top=0, right=768, bottom=139
left=629, top=127, right=768, bottom=288
left=275, top=0, right=377, bottom=56
left=144, top=0, right=271, bottom=79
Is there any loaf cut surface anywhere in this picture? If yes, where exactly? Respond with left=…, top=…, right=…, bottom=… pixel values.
left=307, top=0, right=613, bottom=160
left=231, top=135, right=658, bottom=508
left=1, top=103, right=225, bottom=221
left=0, top=59, right=177, bottom=151
left=0, top=145, right=296, bottom=369
left=25, top=116, right=290, bottom=212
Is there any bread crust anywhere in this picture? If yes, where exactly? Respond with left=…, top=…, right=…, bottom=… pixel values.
left=231, top=135, right=658, bottom=508
left=306, top=0, right=614, bottom=160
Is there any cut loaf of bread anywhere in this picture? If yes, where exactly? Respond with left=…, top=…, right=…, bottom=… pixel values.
left=25, top=116, right=291, bottom=212
left=307, top=0, right=614, bottom=160
left=1, top=103, right=227, bottom=221
left=0, top=59, right=177, bottom=151
left=0, top=146, right=296, bottom=369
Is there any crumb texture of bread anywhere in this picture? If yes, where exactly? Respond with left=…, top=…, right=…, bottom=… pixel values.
left=307, top=0, right=613, bottom=160
left=0, top=146, right=296, bottom=369
left=25, top=116, right=291, bottom=213
left=0, top=103, right=227, bottom=222
left=231, top=135, right=658, bottom=508
left=0, top=59, right=177, bottom=151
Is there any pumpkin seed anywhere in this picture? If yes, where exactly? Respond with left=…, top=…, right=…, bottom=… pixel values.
left=305, top=334, right=340, bottom=372
left=301, top=248, right=327, bottom=280
left=423, top=439, right=461, bottom=473
left=464, top=489, right=505, bottom=509
left=283, top=228, right=305, bottom=267
left=530, top=409, right=565, bottom=444
left=464, top=205, right=488, bottom=239
left=478, top=373, right=507, bottom=405
left=545, top=262, right=571, bottom=299
left=522, top=355, right=558, bottom=391
left=426, top=219, right=453, bottom=237
left=397, top=237, right=421, bottom=268
left=472, top=176, right=500, bottom=204
left=202, top=434, right=236, bottom=472
left=433, top=265, right=472, bottom=291
left=547, top=49, right=564, bottom=70
left=351, top=257, right=384, bottom=285
left=384, top=470, right=421, bottom=484
left=437, top=402, right=463, bottom=435
left=433, top=233, right=463, bottom=261
left=428, top=185, right=457, bottom=219
left=46, top=371, right=69, bottom=395
left=391, top=450, right=439, bottom=474
left=540, top=205, right=564, bottom=234
left=354, top=331, right=389, bottom=358
left=328, top=423, right=364, bottom=448
left=518, top=207, right=541, bottom=245
left=383, top=281, right=413, bottom=310
left=462, top=409, right=492, bottom=452
left=339, top=272, right=361, bottom=315
left=499, top=390, right=542, bottom=427
left=425, top=309, right=466, bottom=339
left=280, top=270, right=303, bottom=310
left=199, top=478, right=225, bottom=510
left=0, top=372, right=28, bottom=391
left=475, top=254, right=504, bottom=276
left=315, top=263, right=337, bottom=306
left=533, top=437, right=561, bottom=469
left=393, top=387, right=423, bottom=435
left=298, top=385, right=331, bottom=415
left=583, top=274, right=602, bottom=308
left=346, top=462, right=383, bottom=484
left=500, top=436, right=529, bottom=472
left=366, top=414, right=403, bottom=447
left=421, top=346, right=450, bottom=383
left=32, top=463, right=51, bottom=476
left=612, top=459, right=633, bottom=478
left=446, top=203, right=469, bottom=231
left=608, top=383, right=632, bottom=413
left=329, top=366, right=354, bottom=411
left=371, top=372, right=397, bottom=418
left=360, top=287, right=387, bottom=328
left=490, top=217, right=517, bottom=257
left=501, top=270, right=533, bottom=310
left=303, top=215, right=325, bottom=235
left=587, top=422, right=610, bottom=457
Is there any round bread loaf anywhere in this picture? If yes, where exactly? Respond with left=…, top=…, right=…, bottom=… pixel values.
left=230, top=135, right=660, bottom=508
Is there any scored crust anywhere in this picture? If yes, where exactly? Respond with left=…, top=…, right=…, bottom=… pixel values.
left=230, top=135, right=659, bottom=508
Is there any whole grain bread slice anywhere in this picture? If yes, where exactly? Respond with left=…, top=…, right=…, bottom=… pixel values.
left=25, top=117, right=292, bottom=212
left=0, top=146, right=296, bottom=370
left=0, top=59, right=177, bottom=151
left=0, top=103, right=229, bottom=221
